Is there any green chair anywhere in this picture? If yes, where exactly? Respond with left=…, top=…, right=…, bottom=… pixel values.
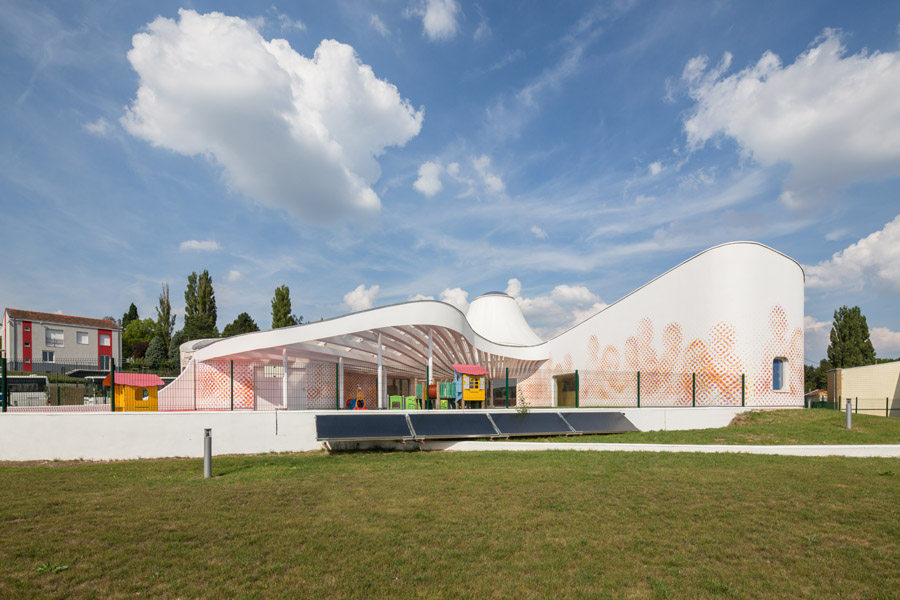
left=439, top=398, right=449, bottom=410
left=389, top=395, right=402, bottom=410
left=405, top=396, right=418, bottom=410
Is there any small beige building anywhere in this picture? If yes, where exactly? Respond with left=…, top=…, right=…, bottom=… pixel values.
left=827, top=361, right=900, bottom=417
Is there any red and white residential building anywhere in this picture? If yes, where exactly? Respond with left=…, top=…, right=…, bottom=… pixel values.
left=2, top=309, right=121, bottom=371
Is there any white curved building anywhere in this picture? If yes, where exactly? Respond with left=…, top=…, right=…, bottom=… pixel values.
left=161, top=241, right=804, bottom=411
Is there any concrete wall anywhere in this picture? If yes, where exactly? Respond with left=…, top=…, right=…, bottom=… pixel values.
left=0, top=407, right=760, bottom=461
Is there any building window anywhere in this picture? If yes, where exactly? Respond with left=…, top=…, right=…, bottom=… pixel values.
left=77, top=332, right=89, bottom=345
left=142, top=389, right=149, bottom=401
left=24, top=341, right=30, bottom=347
left=99, top=355, right=110, bottom=370
left=46, top=329, right=64, bottom=347
left=773, top=357, right=787, bottom=391
left=42, top=351, right=55, bottom=363
left=24, top=325, right=30, bottom=332
left=99, top=334, right=111, bottom=347
left=24, top=358, right=30, bottom=364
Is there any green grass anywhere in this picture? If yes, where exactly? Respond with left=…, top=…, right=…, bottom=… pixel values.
left=1, top=451, right=898, bottom=599
left=529, top=409, right=900, bottom=445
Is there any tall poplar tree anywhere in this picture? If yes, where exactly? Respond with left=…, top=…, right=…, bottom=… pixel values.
left=826, top=305, right=876, bottom=368
left=155, top=283, right=176, bottom=353
left=271, top=285, right=301, bottom=328
left=122, top=303, right=139, bottom=330
left=183, top=270, right=218, bottom=340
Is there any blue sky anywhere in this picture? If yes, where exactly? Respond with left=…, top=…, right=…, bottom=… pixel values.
left=2, top=0, right=899, bottom=363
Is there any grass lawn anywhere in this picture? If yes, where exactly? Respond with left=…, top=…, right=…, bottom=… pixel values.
left=530, top=409, right=900, bottom=445
left=2, top=450, right=898, bottom=599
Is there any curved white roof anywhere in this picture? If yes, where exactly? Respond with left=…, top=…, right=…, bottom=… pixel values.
left=465, top=292, right=543, bottom=346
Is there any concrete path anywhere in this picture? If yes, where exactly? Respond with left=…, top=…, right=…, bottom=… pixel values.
left=430, top=441, right=900, bottom=458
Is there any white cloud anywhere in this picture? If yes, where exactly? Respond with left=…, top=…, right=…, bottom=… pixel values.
left=648, top=161, right=662, bottom=176
left=413, top=161, right=443, bottom=196
left=439, top=287, right=469, bottom=312
left=122, top=9, right=423, bottom=223
left=409, top=0, right=460, bottom=41
left=804, top=214, right=900, bottom=293
left=505, top=278, right=606, bottom=337
left=84, top=117, right=112, bottom=137
left=369, top=14, right=389, bottom=37
left=225, top=269, right=243, bottom=283
left=343, top=284, right=379, bottom=312
left=472, top=155, right=504, bottom=194
left=804, top=315, right=831, bottom=361
left=408, top=293, right=434, bottom=301
left=530, top=225, right=547, bottom=239
left=825, top=228, right=849, bottom=241
left=871, top=326, right=900, bottom=357
left=683, top=29, right=900, bottom=208
left=275, top=12, right=305, bottom=31
left=180, top=240, right=221, bottom=252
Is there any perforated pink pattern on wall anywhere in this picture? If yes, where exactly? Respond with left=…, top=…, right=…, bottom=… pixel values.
left=196, top=360, right=254, bottom=410
left=518, top=305, right=802, bottom=407
left=307, top=362, right=337, bottom=409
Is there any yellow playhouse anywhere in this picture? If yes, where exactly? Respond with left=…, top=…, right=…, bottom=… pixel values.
left=103, top=372, right=165, bottom=411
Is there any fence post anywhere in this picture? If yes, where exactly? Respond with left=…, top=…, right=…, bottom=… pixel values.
left=741, top=374, right=745, bottom=407
left=110, top=358, right=116, bottom=412
left=426, top=366, right=430, bottom=410
left=57, top=374, right=60, bottom=406
left=575, top=370, right=579, bottom=408
left=505, top=367, right=509, bottom=409
left=636, top=371, right=641, bottom=408
left=692, top=373, right=696, bottom=407
left=335, top=363, right=339, bottom=410
left=1, top=355, right=7, bottom=413
left=855, top=397, right=858, bottom=414
left=230, top=360, right=234, bottom=411
left=887, top=397, right=890, bottom=418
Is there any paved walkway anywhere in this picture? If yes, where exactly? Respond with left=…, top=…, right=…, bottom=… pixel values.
left=432, top=441, right=900, bottom=457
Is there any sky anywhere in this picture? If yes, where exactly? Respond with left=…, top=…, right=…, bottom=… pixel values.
left=1, top=0, right=899, bottom=364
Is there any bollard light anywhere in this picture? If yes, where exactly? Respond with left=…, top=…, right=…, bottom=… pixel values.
left=845, top=398, right=852, bottom=430
left=203, top=428, right=212, bottom=478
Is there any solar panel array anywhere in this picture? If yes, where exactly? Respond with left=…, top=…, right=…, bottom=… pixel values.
left=315, top=411, right=637, bottom=441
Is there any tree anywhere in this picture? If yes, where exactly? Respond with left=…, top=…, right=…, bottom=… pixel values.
left=804, top=358, right=831, bottom=392
left=183, top=270, right=218, bottom=340
left=271, top=284, right=301, bottom=329
left=145, top=336, right=167, bottom=367
left=827, top=305, right=876, bottom=368
left=223, top=312, right=260, bottom=337
left=155, top=283, right=176, bottom=355
left=122, top=303, right=139, bottom=330
left=123, top=318, right=156, bottom=358
left=168, top=329, right=187, bottom=366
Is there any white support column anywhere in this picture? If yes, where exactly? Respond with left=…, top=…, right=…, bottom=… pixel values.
left=377, top=333, right=384, bottom=410
left=282, top=349, right=289, bottom=409
left=428, top=329, right=434, bottom=384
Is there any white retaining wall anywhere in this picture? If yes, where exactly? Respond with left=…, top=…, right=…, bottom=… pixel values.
left=0, top=407, right=765, bottom=461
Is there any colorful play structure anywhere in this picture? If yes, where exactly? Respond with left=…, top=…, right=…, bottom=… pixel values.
left=103, top=372, right=165, bottom=412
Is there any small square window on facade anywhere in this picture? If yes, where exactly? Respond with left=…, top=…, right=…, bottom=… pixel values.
left=99, top=334, right=111, bottom=347
left=24, top=326, right=30, bottom=332
left=42, top=351, right=55, bottom=362
left=77, top=332, right=89, bottom=345
left=24, top=341, right=30, bottom=347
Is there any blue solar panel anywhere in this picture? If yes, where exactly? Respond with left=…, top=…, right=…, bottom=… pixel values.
left=489, top=412, right=574, bottom=436
left=559, top=411, right=638, bottom=434
left=315, top=414, right=412, bottom=441
left=408, top=413, right=498, bottom=439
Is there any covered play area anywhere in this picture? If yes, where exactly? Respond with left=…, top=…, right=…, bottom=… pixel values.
left=160, top=242, right=806, bottom=415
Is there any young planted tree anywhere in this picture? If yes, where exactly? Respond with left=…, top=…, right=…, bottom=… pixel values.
left=155, top=283, right=176, bottom=355
left=827, top=305, right=876, bottom=368
left=223, top=312, right=260, bottom=337
left=271, top=285, right=301, bottom=329
left=184, top=270, right=218, bottom=340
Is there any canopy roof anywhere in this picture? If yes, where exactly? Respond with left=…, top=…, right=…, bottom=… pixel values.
left=191, top=300, right=549, bottom=380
